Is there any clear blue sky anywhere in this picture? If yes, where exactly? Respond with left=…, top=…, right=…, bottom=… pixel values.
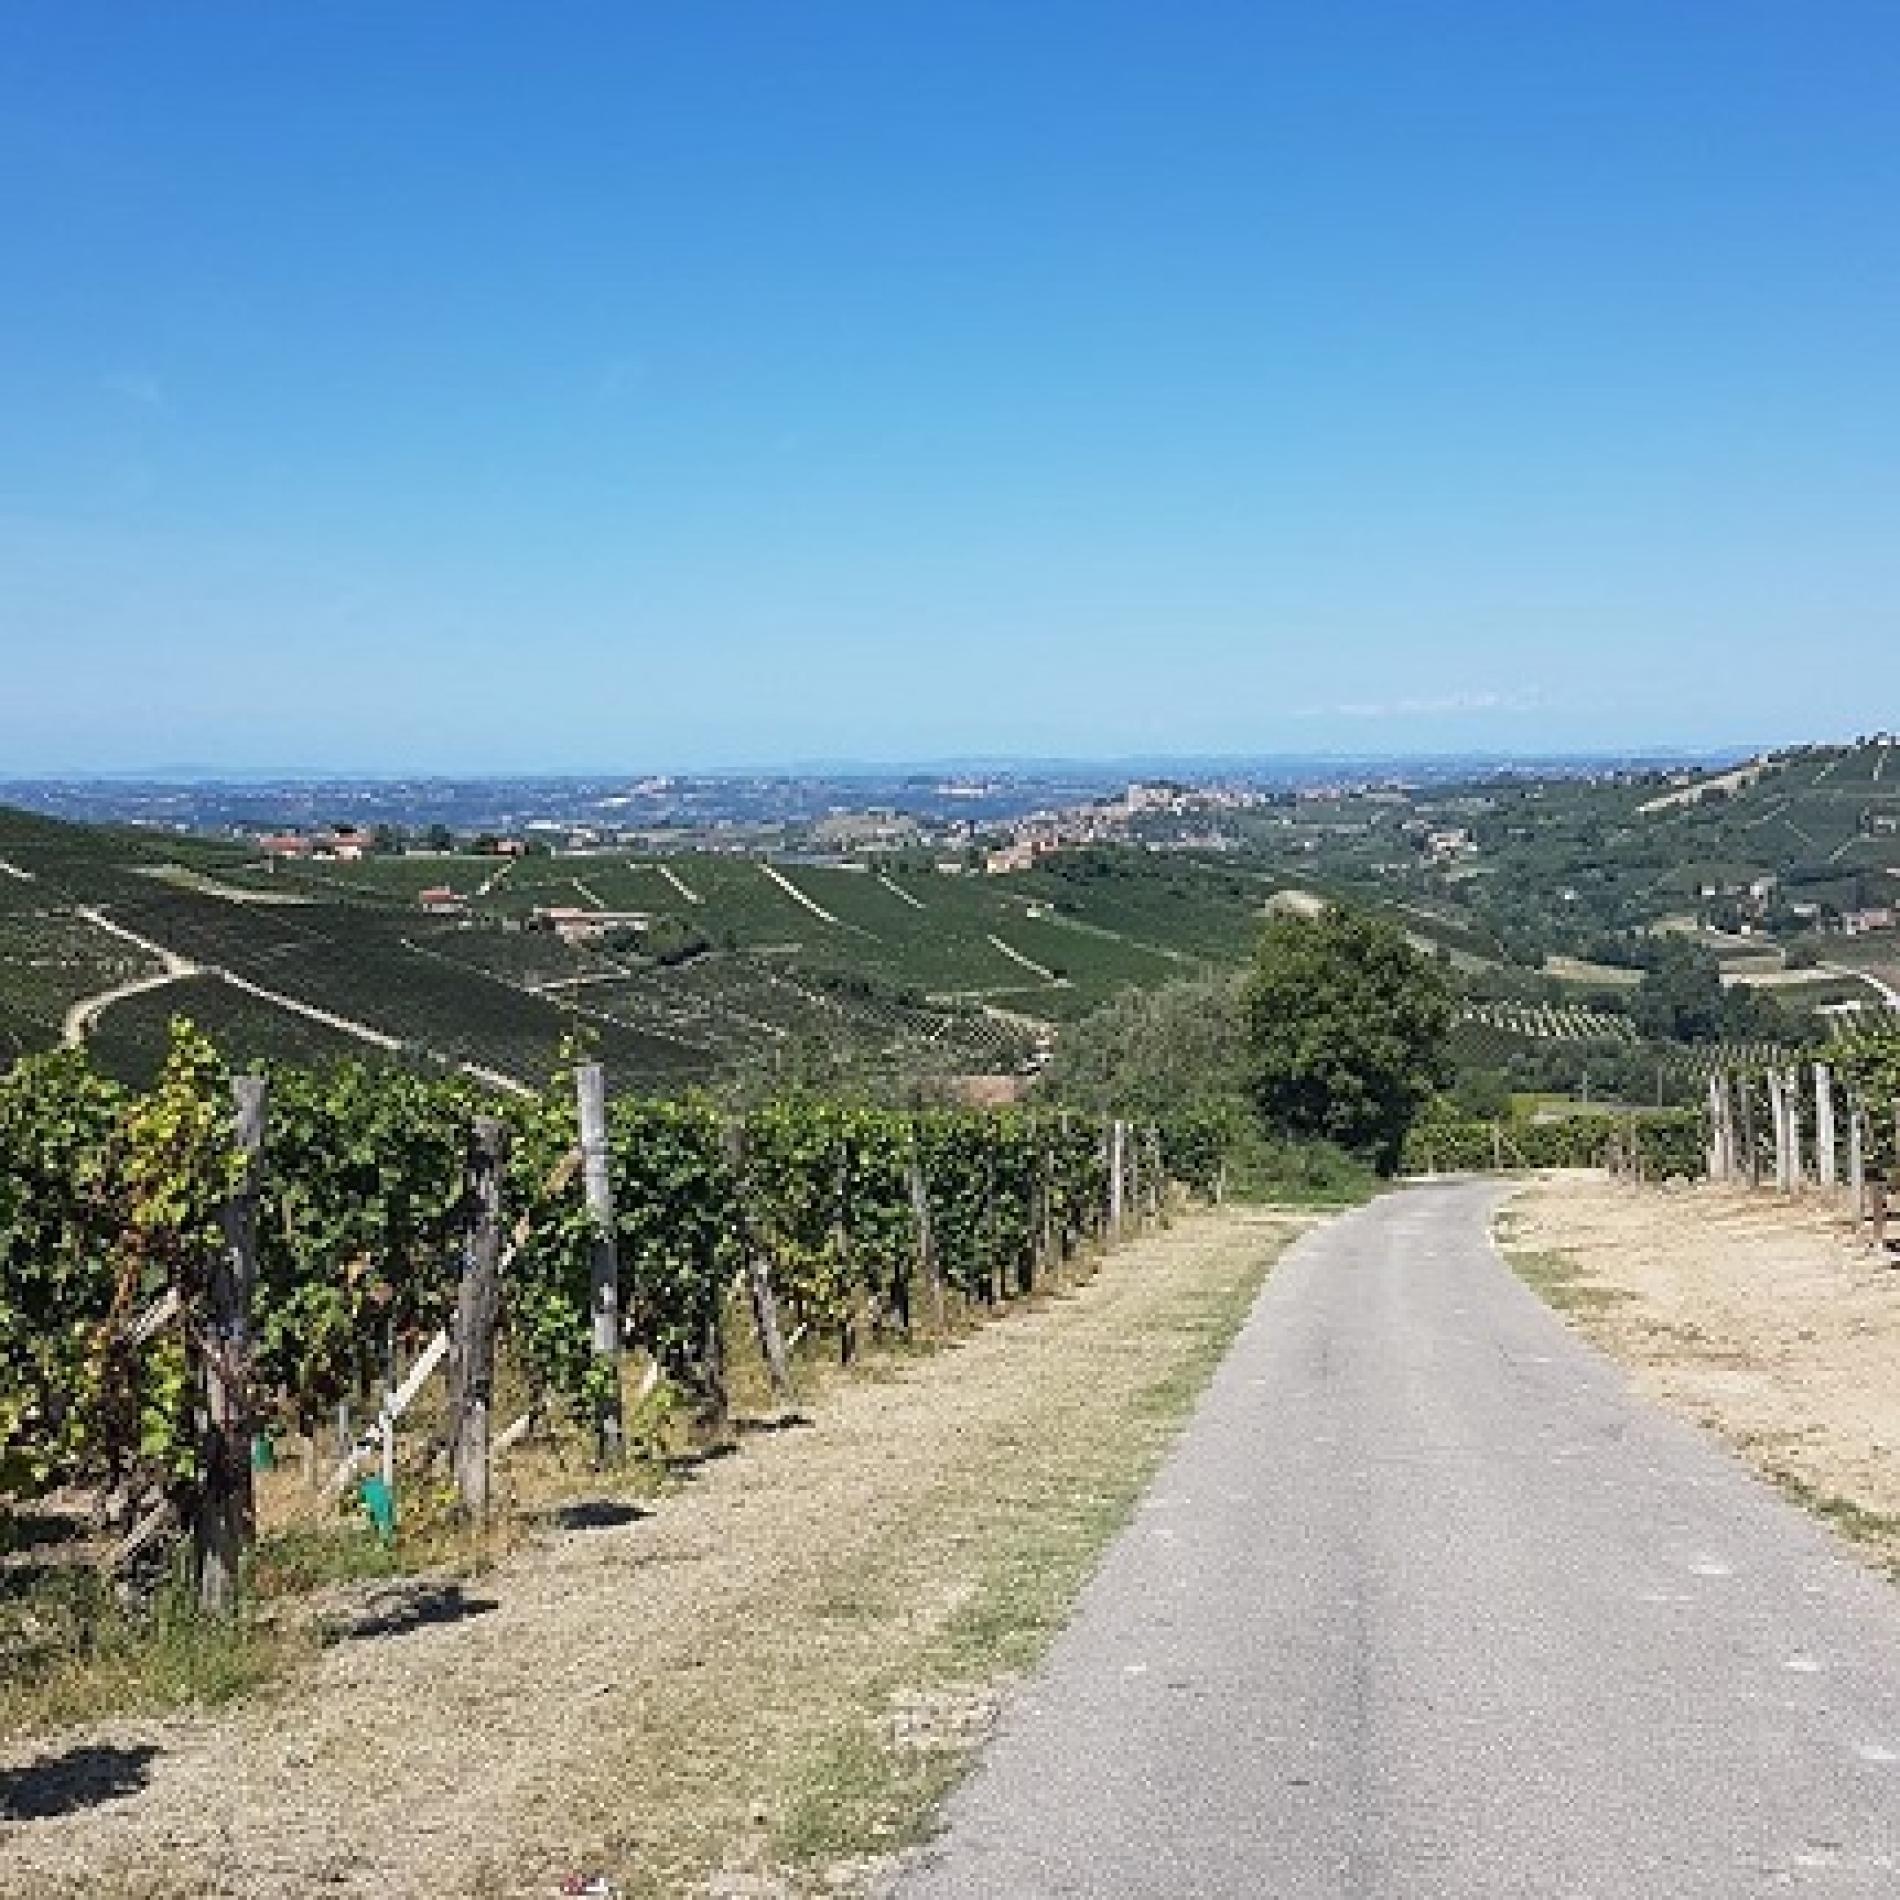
left=3, top=2, right=1897, bottom=772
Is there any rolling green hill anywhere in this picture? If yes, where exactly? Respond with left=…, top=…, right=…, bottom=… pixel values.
left=9, top=746, right=1898, bottom=1096
left=0, top=807, right=1270, bottom=1090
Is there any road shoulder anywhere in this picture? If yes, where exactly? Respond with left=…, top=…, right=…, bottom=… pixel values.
left=0, top=1207, right=1308, bottom=1900
left=1499, top=1171, right=1900, bottom=1575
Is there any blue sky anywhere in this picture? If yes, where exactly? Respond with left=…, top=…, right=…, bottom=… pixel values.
left=3, top=3, right=1897, bottom=771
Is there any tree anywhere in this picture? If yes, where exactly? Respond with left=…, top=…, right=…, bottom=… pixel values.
left=1242, top=907, right=1452, bottom=1172
left=1045, top=970, right=1248, bottom=1118
left=1631, top=940, right=1726, bottom=1044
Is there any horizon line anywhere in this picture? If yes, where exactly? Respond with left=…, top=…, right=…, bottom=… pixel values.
left=0, top=741, right=1795, bottom=786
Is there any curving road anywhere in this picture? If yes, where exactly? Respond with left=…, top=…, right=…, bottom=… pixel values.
left=896, top=1181, right=1900, bottom=1898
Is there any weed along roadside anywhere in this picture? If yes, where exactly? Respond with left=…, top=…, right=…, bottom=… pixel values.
left=0, top=1203, right=1308, bottom=1900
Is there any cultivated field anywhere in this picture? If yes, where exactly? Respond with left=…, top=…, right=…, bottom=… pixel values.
left=0, top=808, right=1276, bottom=1088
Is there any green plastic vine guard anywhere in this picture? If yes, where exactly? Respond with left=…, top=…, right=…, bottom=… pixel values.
left=358, top=1476, right=398, bottom=1546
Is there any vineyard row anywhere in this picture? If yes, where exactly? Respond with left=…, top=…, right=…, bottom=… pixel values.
left=0, top=1023, right=1228, bottom=1610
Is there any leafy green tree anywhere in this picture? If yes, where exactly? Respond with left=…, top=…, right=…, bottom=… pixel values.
left=1044, top=970, right=1247, bottom=1118
left=1242, top=907, right=1452, bottom=1172
left=1631, top=940, right=1726, bottom=1043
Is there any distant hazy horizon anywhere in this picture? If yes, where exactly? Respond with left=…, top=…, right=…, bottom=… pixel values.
left=0, top=741, right=1764, bottom=789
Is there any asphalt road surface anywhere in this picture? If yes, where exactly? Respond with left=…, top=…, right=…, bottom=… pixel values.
left=895, top=1180, right=1900, bottom=1898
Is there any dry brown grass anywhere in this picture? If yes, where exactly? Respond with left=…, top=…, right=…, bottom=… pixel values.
left=1499, top=1174, right=1900, bottom=1576
left=0, top=1208, right=1301, bottom=1900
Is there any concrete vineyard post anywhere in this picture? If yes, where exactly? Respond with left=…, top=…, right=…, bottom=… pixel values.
left=1815, top=1063, right=1838, bottom=1192
left=575, top=1062, right=624, bottom=1466
left=449, top=1116, right=507, bottom=1524
left=1126, top=1123, right=1141, bottom=1237
left=1848, top=1099, right=1867, bottom=1228
left=1711, top=1070, right=1738, bottom=1182
left=199, top=1074, right=266, bottom=1616
left=1786, top=1067, right=1805, bottom=1189
left=1768, top=1069, right=1791, bottom=1194
left=1740, top=1075, right=1759, bottom=1188
left=1108, top=1119, right=1125, bottom=1243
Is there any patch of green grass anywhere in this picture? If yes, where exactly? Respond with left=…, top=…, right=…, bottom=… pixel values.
left=1494, top=1224, right=1634, bottom=1316
left=1766, top=1471, right=1900, bottom=1577
left=247, top=1522, right=408, bottom=1597
left=0, top=1565, right=298, bottom=1743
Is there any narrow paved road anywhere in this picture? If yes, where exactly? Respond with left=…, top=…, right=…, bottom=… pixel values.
left=897, top=1181, right=1900, bottom=1898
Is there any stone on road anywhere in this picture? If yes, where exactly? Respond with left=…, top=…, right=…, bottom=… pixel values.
left=895, top=1180, right=1900, bottom=1898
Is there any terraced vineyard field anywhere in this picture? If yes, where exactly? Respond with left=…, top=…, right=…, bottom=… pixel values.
left=0, top=808, right=1253, bottom=1088
left=1458, top=1001, right=1640, bottom=1044
left=82, top=971, right=376, bottom=1081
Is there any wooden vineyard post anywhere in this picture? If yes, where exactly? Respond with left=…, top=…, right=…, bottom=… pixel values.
left=1037, top=1137, right=1056, bottom=1282
left=983, top=1140, right=1003, bottom=1305
left=448, top=1116, right=507, bottom=1524
left=694, top=1288, right=729, bottom=1437
left=907, top=1131, right=945, bottom=1332
left=830, top=1142, right=860, bottom=1361
left=724, top=1121, right=795, bottom=1405
left=1017, top=1140, right=1038, bottom=1297
left=575, top=1063, right=624, bottom=1466
left=198, top=1074, right=266, bottom=1615
left=1814, top=1063, right=1839, bottom=1192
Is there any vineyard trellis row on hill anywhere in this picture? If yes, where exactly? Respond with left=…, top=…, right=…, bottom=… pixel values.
left=1406, top=1026, right=1900, bottom=1238
left=1701, top=1037, right=1900, bottom=1216
left=0, top=1023, right=1229, bottom=1611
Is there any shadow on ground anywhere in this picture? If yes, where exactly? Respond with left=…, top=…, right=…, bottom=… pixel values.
left=318, top=1580, right=500, bottom=1644
left=547, top=1498, right=649, bottom=1533
left=0, top=1743, right=160, bottom=1821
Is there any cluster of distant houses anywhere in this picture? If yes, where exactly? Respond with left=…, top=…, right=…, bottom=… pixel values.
left=1699, top=873, right=1895, bottom=937
left=256, top=826, right=376, bottom=862
left=257, top=828, right=533, bottom=863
